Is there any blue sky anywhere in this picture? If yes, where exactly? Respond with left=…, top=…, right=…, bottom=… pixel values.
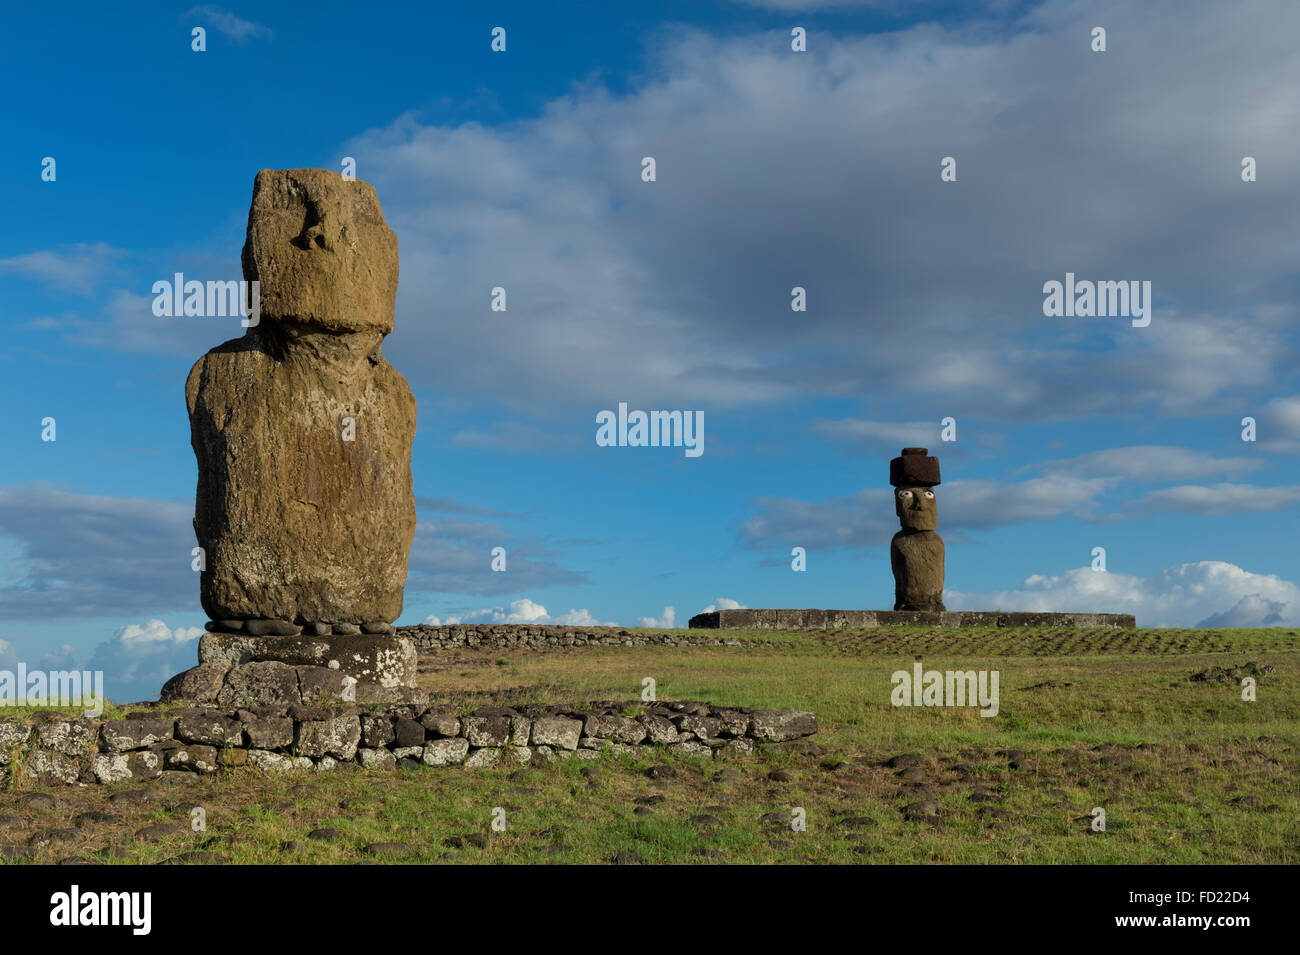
left=2, top=0, right=1299, bottom=701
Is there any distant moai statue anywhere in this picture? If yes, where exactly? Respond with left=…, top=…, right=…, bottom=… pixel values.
left=889, top=447, right=945, bottom=612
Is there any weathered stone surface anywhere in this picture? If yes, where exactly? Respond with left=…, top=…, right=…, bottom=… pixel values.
left=91, top=751, right=162, bottom=783
left=0, top=722, right=32, bottom=754
left=247, top=750, right=290, bottom=773
left=584, top=714, right=647, bottom=745
left=360, top=714, right=396, bottom=748
left=164, top=744, right=219, bottom=774
left=187, top=168, right=415, bottom=626
left=100, top=719, right=175, bottom=753
left=748, top=710, right=817, bottom=742
left=216, top=661, right=301, bottom=707
left=675, top=715, right=719, bottom=741
left=461, top=716, right=511, bottom=748
left=392, top=717, right=425, bottom=748
left=716, top=710, right=751, bottom=738
left=530, top=716, right=582, bottom=751
left=891, top=523, right=945, bottom=612
left=176, top=715, right=242, bottom=747
left=25, top=750, right=81, bottom=784
left=295, top=666, right=356, bottom=704
left=358, top=747, right=397, bottom=770
left=245, top=619, right=301, bottom=637
left=422, top=738, right=469, bottom=767
left=199, top=633, right=417, bottom=687
left=1, top=699, right=818, bottom=786
left=241, top=715, right=294, bottom=750
left=687, top=609, right=1136, bottom=629
left=509, top=716, right=532, bottom=746
left=419, top=710, right=460, bottom=738
left=37, top=721, right=96, bottom=757
left=464, top=747, right=500, bottom=769
left=638, top=714, right=679, bottom=744
left=295, top=716, right=361, bottom=760
left=159, top=662, right=227, bottom=703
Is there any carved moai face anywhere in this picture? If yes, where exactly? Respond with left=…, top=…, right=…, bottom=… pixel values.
left=895, top=485, right=938, bottom=531
left=241, top=168, right=399, bottom=334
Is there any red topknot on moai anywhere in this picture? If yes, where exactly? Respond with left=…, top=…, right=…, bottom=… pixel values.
left=889, top=447, right=945, bottom=612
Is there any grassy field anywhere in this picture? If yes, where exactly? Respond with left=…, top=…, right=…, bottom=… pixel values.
left=2, top=626, right=1297, bottom=864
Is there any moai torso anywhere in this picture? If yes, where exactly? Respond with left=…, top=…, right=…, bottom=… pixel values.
left=187, top=169, right=416, bottom=631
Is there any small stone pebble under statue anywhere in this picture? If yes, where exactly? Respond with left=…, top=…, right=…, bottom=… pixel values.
left=890, top=447, right=945, bottom=612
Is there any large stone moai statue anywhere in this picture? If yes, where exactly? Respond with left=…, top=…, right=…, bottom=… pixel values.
left=187, top=168, right=416, bottom=638
left=889, top=447, right=945, bottom=612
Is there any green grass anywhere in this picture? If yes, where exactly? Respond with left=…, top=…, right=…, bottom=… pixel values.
left=2, top=626, right=1297, bottom=864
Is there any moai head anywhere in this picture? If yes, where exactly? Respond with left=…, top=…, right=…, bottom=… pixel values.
left=241, top=168, right=399, bottom=334
left=890, top=447, right=941, bottom=532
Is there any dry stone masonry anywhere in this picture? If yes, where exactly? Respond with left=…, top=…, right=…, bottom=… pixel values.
left=402, top=623, right=777, bottom=650
left=0, top=701, right=817, bottom=787
left=688, top=608, right=1136, bottom=629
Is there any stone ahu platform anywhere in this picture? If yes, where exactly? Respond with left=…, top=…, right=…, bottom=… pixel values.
left=0, top=701, right=817, bottom=787
left=160, top=631, right=422, bottom=706
left=688, top=609, right=1137, bottom=629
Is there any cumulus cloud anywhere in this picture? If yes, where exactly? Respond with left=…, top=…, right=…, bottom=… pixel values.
left=328, top=2, right=1300, bottom=425
left=0, top=639, right=18, bottom=671
left=698, top=597, right=747, bottom=614
left=424, top=598, right=615, bottom=626
left=0, top=484, right=198, bottom=619
left=946, top=560, right=1300, bottom=629
left=85, top=619, right=204, bottom=703
left=638, top=606, right=677, bottom=628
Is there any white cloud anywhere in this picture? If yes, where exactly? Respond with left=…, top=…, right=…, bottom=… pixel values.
left=946, top=560, right=1300, bottom=629
left=698, top=597, right=746, bottom=614
left=0, top=484, right=198, bottom=619
left=0, top=243, right=122, bottom=295
left=424, top=598, right=615, bottom=627
left=0, top=639, right=17, bottom=670
left=638, top=606, right=677, bottom=628
left=1042, top=446, right=1261, bottom=483
left=185, top=6, right=272, bottom=42
left=1130, top=483, right=1300, bottom=514
left=331, top=4, right=1300, bottom=423
left=86, top=619, right=204, bottom=703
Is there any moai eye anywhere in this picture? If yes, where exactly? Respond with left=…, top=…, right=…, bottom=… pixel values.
left=898, top=489, right=913, bottom=501
left=923, top=489, right=934, bottom=499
